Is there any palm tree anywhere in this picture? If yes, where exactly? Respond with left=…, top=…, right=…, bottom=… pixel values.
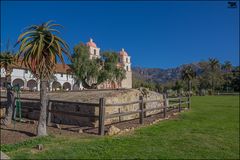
left=15, top=20, right=71, bottom=136
left=222, top=61, right=233, bottom=92
left=209, top=58, right=220, bottom=71
left=222, top=61, right=232, bottom=72
left=208, top=58, right=220, bottom=93
left=0, top=52, right=16, bottom=125
left=181, top=65, right=196, bottom=95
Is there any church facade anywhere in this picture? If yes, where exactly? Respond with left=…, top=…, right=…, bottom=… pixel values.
left=0, top=38, right=132, bottom=91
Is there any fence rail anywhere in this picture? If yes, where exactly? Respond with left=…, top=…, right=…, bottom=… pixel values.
left=215, top=92, right=239, bottom=96
left=0, top=94, right=190, bottom=136
left=105, top=100, right=141, bottom=107
left=49, top=99, right=99, bottom=106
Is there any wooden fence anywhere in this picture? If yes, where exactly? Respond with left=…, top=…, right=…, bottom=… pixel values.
left=0, top=94, right=190, bottom=136
left=215, top=92, right=239, bottom=96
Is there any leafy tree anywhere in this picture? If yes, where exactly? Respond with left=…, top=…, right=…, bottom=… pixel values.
left=172, top=80, right=183, bottom=94
left=155, top=83, right=163, bottom=93
left=222, top=61, right=232, bottom=72
left=71, top=43, right=126, bottom=89
left=181, top=65, right=196, bottom=94
left=231, top=66, right=240, bottom=92
left=15, top=20, right=71, bottom=136
left=0, top=52, right=16, bottom=125
left=222, top=61, right=233, bottom=92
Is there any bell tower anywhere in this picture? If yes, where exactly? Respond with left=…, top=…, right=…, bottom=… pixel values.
left=86, top=38, right=100, bottom=59
left=119, top=48, right=132, bottom=88
left=119, top=48, right=131, bottom=72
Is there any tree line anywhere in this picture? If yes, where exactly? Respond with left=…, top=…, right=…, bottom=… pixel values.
left=133, top=59, right=239, bottom=95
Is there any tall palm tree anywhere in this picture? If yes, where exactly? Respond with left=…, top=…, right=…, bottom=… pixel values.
left=222, top=61, right=232, bottom=72
left=222, top=61, right=233, bottom=92
left=0, top=52, right=16, bottom=125
left=181, top=65, right=196, bottom=95
left=208, top=58, right=220, bottom=93
left=15, top=20, right=71, bottom=136
left=209, top=58, right=220, bottom=71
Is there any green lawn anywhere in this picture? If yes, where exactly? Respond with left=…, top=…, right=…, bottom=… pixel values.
left=2, top=96, right=239, bottom=159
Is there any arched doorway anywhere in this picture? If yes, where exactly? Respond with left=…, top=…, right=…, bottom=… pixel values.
left=27, top=79, right=37, bottom=91
left=73, top=83, right=80, bottom=90
left=63, top=82, right=71, bottom=91
left=52, top=81, right=61, bottom=91
left=111, top=81, right=116, bottom=89
left=12, top=78, right=24, bottom=89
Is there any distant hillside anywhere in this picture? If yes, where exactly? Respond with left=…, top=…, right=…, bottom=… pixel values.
left=132, top=63, right=202, bottom=83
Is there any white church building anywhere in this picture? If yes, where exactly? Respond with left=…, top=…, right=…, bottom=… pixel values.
left=0, top=38, right=132, bottom=91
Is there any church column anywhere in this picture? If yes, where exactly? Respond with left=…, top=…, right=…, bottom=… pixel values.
left=37, top=81, right=40, bottom=91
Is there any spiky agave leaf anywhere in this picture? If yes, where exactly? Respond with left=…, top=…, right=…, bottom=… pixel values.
left=15, top=20, right=71, bottom=80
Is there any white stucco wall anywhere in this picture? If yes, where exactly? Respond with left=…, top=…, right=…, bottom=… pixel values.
left=0, top=68, right=76, bottom=91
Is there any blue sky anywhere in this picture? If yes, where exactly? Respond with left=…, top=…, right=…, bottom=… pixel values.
left=1, top=1, right=239, bottom=68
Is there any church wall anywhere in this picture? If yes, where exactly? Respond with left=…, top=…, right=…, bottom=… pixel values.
left=121, top=71, right=132, bottom=89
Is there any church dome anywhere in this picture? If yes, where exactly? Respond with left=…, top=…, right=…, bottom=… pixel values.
left=119, top=48, right=128, bottom=56
left=86, top=38, right=97, bottom=48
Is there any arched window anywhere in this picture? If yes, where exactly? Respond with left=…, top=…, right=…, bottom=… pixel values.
left=94, top=49, right=97, bottom=55
left=126, top=66, right=129, bottom=71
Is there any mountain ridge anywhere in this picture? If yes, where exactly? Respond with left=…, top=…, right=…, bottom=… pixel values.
left=132, top=63, right=202, bottom=83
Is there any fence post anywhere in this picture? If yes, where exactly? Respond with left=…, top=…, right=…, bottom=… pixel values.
left=118, top=108, right=121, bottom=122
left=187, top=94, right=191, bottom=109
left=12, top=97, right=17, bottom=120
left=98, top=98, right=105, bottom=136
left=178, top=96, right=181, bottom=112
left=143, top=102, right=147, bottom=118
left=47, top=101, right=52, bottom=126
left=163, top=94, right=167, bottom=118
left=139, top=96, right=144, bottom=124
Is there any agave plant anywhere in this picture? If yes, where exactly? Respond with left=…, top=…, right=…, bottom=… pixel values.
left=15, top=20, right=71, bottom=136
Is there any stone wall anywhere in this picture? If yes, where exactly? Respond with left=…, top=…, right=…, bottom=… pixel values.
left=1, top=89, right=163, bottom=127
left=103, top=89, right=163, bottom=126
left=20, top=101, right=98, bottom=127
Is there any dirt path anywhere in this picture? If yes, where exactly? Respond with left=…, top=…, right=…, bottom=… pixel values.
left=0, top=121, right=89, bottom=144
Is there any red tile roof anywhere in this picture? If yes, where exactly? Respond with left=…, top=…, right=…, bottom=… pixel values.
left=11, top=61, right=71, bottom=74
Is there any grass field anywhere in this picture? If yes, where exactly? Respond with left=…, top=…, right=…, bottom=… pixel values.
left=1, top=96, right=239, bottom=159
